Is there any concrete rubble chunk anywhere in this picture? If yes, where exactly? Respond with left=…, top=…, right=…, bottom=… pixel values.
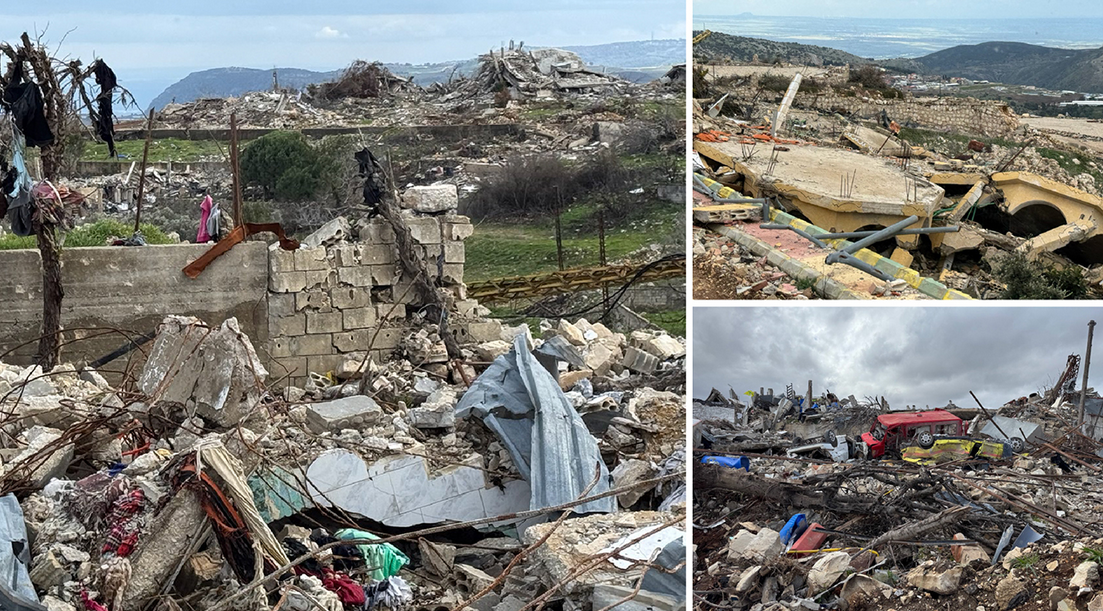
left=806, top=551, right=851, bottom=594
left=138, top=316, right=268, bottom=427
left=735, top=565, right=763, bottom=593
left=1072, top=561, right=1099, bottom=592
left=621, top=346, right=659, bottom=374
left=727, top=528, right=782, bottom=562
left=610, top=459, right=656, bottom=508
left=303, top=395, right=385, bottom=433
left=401, top=184, right=459, bottom=213
left=907, top=562, right=962, bottom=595
left=301, top=216, right=352, bottom=248
left=557, top=320, right=587, bottom=346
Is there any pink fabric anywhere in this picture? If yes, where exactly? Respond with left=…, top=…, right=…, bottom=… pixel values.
left=197, top=195, right=212, bottom=243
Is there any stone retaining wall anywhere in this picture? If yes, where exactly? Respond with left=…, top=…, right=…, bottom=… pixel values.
left=802, top=93, right=1020, bottom=137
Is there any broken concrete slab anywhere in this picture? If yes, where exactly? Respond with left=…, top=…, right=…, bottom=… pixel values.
left=306, top=450, right=530, bottom=528
left=303, top=395, right=385, bottom=433
left=138, top=316, right=268, bottom=427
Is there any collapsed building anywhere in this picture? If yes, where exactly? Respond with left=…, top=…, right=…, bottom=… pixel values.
left=0, top=197, right=687, bottom=611
left=0, top=47, right=687, bottom=611
left=693, top=353, right=1103, bottom=611
left=692, top=63, right=1103, bottom=299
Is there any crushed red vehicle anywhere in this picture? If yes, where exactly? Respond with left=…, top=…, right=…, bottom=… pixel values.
left=858, top=409, right=968, bottom=458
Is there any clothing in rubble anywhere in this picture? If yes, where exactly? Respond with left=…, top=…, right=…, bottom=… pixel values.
left=355, top=147, right=384, bottom=215
left=6, top=129, right=34, bottom=237
left=363, top=576, right=413, bottom=610
left=197, top=195, right=213, bottom=242
left=206, top=201, right=222, bottom=241
left=91, top=60, right=118, bottom=159
left=319, top=570, right=366, bottom=606
left=2, top=66, right=53, bottom=148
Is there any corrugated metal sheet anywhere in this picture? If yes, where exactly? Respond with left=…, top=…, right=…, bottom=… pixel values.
left=456, top=333, right=616, bottom=514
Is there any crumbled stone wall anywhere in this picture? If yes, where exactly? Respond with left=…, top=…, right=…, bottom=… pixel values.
left=266, top=214, right=474, bottom=386
left=803, top=93, right=1020, bottom=137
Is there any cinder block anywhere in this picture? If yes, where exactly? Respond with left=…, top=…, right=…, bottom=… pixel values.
left=343, top=307, right=377, bottom=330
left=333, top=244, right=359, bottom=267
left=333, top=328, right=402, bottom=353
left=371, top=265, right=398, bottom=286
left=270, top=356, right=307, bottom=378
left=392, top=280, right=419, bottom=304
left=442, top=263, right=464, bottom=284
left=291, top=334, right=333, bottom=356
left=269, top=271, right=307, bottom=293
left=359, top=219, right=396, bottom=244
left=294, top=247, right=329, bottom=271
left=408, top=217, right=442, bottom=244
left=357, top=244, right=396, bottom=265
left=444, top=242, right=465, bottom=263
left=306, top=311, right=344, bottom=334
left=268, top=293, right=296, bottom=318
left=375, top=303, right=406, bottom=322
left=303, top=270, right=331, bottom=290
left=331, top=286, right=371, bottom=309
left=296, top=290, right=331, bottom=311
left=268, top=337, right=293, bottom=358
left=307, top=355, right=347, bottom=376
left=270, top=249, right=296, bottom=274
left=270, top=314, right=305, bottom=337
left=338, top=266, right=373, bottom=287
left=454, top=320, right=503, bottom=344
left=442, top=217, right=474, bottom=241
left=417, top=244, right=443, bottom=260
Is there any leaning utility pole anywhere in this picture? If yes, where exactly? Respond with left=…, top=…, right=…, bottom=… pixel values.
left=1079, top=319, right=1096, bottom=427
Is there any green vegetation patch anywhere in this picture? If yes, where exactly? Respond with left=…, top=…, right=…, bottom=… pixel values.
left=0, top=219, right=176, bottom=250
left=83, top=138, right=231, bottom=163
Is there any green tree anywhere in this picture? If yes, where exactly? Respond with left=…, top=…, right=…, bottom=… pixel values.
left=240, top=131, right=322, bottom=200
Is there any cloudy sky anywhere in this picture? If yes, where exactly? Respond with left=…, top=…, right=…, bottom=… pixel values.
left=693, top=306, right=1103, bottom=410
left=694, top=0, right=1100, bottom=18
left=2, top=1, right=685, bottom=107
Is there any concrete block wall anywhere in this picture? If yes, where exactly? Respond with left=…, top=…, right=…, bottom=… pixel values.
left=266, top=214, right=473, bottom=386
left=0, top=243, right=269, bottom=365
left=804, top=93, right=1020, bottom=137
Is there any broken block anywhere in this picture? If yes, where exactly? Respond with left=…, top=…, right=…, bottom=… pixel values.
left=304, top=396, right=385, bottom=433
left=138, top=316, right=268, bottom=427
left=401, top=184, right=458, bottom=213
left=302, top=216, right=351, bottom=248
left=621, top=346, right=659, bottom=374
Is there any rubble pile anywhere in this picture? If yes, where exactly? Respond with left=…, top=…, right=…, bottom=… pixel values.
left=458, top=48, right=629, bottom=99
left=0, top=301, right=685, bottom=609
left=157, top=92, right=350, bottom=129
left=692, top=67, right=1103, bottom=299
left=693, top=368, right=1103, bottom=611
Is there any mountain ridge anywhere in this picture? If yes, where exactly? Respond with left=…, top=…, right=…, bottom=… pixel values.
left=148, top=39, right=685, bottom=110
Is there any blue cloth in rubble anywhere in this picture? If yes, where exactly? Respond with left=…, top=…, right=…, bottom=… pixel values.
left=6, top=129, right=34, bottom=237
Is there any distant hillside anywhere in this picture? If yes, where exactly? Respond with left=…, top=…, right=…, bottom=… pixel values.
left=693, top=30, right=868, bottom=67
left=149, top=61, right=475, bottom=110
left=561, top=39, right=685, bottom=68
left=880, top=41, right=1103, bottom=93
left=149, top=40, right=685, bottom=110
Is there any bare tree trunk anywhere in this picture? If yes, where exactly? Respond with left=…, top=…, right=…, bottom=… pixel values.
left=34, top=220, right=62, bottom=371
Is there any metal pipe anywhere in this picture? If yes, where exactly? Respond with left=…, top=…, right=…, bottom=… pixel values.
left=813, top=226, right=958, bottom=239
left=826, top=215, right=919, bottom=263
left=782, top=224, right=832, bottom=250
left=1079, top=320, right=1096, bottom=427
left=832, top=252, right=893, bottom=282
left=761, top=224, right=958, bottom=238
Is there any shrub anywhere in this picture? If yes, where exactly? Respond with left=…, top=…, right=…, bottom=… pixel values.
left=849, top=65, right=887, bottom=89
left=240, top=131, right=323, bottom=201
left=759, top=73, right=792, bottom=92
left=995, top=252, right=1086, bottom=299
left=461, top=152, right=629, bottom=219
